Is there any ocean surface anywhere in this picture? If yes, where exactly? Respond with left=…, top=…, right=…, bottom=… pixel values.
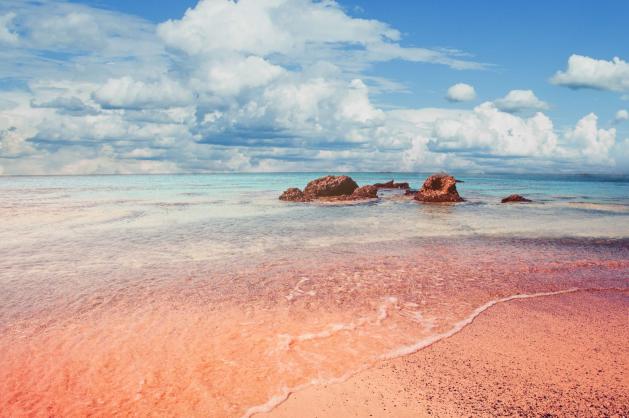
left=1, top=172, right=628, bottom=417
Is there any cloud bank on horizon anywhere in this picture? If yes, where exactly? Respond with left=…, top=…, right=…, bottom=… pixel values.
left=0, top=0, right=628, bottom=175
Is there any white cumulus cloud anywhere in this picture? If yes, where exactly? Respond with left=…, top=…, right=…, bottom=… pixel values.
left=494, top=89, right=549, bottom=113
left=446, top=83, right=476, bottom=102
left=551, top=54, right=629, bottom=93
left=0, top=0, right=626, bottom=175
left=614, top=109, right=628, bottom=123
left=430, top=102, right=558, bottom=157
left=564, top=113, right=616, bottom=164
left=92, top=77, right=194, bottom=109
left=199, top=55, right=285, bottom=96
left=157, top=0, right=483, bottom=71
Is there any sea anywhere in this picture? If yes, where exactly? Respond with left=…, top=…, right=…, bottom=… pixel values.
left=1, top=172, right=628, bottom=417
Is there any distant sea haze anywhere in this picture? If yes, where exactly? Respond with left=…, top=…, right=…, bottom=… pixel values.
left=1, top=173, right=628, bottom=416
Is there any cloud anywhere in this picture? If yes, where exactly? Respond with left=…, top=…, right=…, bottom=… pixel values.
left=425, top=104, right=624, bottom=169
left=446, top=83, right=476, bottom=102
left=157, top=0, right=484, bottom=71
left=0, top=92, right=42, bottom=158
left=92, top=77, right=194, bottom=109
left=200, top=55, right=285, bottom=96
left=31, top=96, right=99, bottom=116
left=551, top=54, right=629, bottom=93
left=493, top=89, right=549, bottom=113
left=0, top=0, right=626, bottom=175
left=0, top=12, right=18, bottom=44
left=564, top=113, right=615, bottom=164
left=429, top=102, right=558, bottom=157
left=614, top=109, right=628, bottom=123
left=0, top=0, right=167, bottom=83
left=57, top=147, right=180, bottom=175
left=3, top=0, right=485, bottom=176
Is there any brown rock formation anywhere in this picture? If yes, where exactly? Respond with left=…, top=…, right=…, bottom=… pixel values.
left=280, top=175, right=379, bottom=202
left=350, top=185, right=379, bottom=199
left=501, top=194, right=532, bottom=203
left=414, top=173, right=464, bottom=203
left=303, top=175, right=359, bottom=199
left=373, top=180, right=410, bottom=189
left=279, top=188, right=306, bottom=202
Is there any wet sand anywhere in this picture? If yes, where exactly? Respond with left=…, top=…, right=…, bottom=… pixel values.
left=263, top=289, right=629, bottom=417
left=2, top=240, right=627, bottom=417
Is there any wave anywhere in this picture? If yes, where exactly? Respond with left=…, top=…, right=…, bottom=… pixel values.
left=242, top=287, right=626, bottom=418
left=567, top=201, right=629, bottom=214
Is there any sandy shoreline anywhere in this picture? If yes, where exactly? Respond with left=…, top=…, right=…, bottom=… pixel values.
left=261, top=289, right=629, bottom=417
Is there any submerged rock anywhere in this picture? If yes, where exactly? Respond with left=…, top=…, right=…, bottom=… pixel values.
left=279, top=187, right=306, bottom=202
left=303, top=175, right=358, bottom=199
left=501, top=194, right=532, bottom=203
left=373, top=180, right=410, bottom=189
left=414, top=173, right=464, bottom=203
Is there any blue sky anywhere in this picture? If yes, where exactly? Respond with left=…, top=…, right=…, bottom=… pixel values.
left=76, top=0, right=629, bottom=123
left=361, top=1, right=629, bottom=120
left=1, top=0, right=628, bottom=174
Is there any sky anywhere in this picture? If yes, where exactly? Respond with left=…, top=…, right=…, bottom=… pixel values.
left=1, top=0, right=628, bottom=175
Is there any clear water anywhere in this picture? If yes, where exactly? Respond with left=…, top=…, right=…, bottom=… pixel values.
left=1, top=173, right=628, bottom=417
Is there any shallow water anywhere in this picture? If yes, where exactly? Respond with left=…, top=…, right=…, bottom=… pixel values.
left=1, top=173, right=628, bottom=417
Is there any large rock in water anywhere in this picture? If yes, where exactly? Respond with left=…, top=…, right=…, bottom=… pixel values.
left=303, top=175, right=358, bottom=199
left=501, top=194, right=532, bottom=203
left=279, top=187, right=306, bottom=202
left=414, top=173, right=464, bottom=202
left=350, top=185, right=379, bottom=199
left=279, top=176, right=379, bottom=202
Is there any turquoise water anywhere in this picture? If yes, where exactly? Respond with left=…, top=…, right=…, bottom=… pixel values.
left=3, top=172, right=627, bottom=204
left=2, top=172, right=628, bottom=248
left=2, top=171, right=627, bottom=294
left=3, top=172, right=629, bottom=200
left=2, top=173, right=628, bottom=240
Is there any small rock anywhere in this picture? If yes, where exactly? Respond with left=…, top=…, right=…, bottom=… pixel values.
left=501, top=194, right=532, bottom=203
left=279, top=187, right=306, bottom=202
left=373, top=180, right=410, bottom=189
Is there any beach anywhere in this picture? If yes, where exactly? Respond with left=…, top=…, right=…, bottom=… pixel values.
left=263, top=289, right=628, bottom=417
left=3, top=0, right=629, bottom=415
left=0, top=173, right=628, bottom=417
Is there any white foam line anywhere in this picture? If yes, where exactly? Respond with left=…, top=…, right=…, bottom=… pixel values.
left=241, top=367, right=372, bottom=418
left=243, top=286, right=625, bottom=418
left=379, top=287, right=580, bottom=360
left=280, top=297, right=400, bottom=347
left=285, top=277, right=309, bottom=301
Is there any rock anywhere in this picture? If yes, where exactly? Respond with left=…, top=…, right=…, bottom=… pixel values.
left=373, top=180, right=410, bottom=189
left=303, top=175, right=358, bottom=199
left=280, top=175, right=378, bottom=203
left=350, top=185, right=379, bottom=199
left=501, top=194, right=532, bottom=203
left=279, top=187, right=306, bottom=202
left=414, top=173, right=464, bottom=203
